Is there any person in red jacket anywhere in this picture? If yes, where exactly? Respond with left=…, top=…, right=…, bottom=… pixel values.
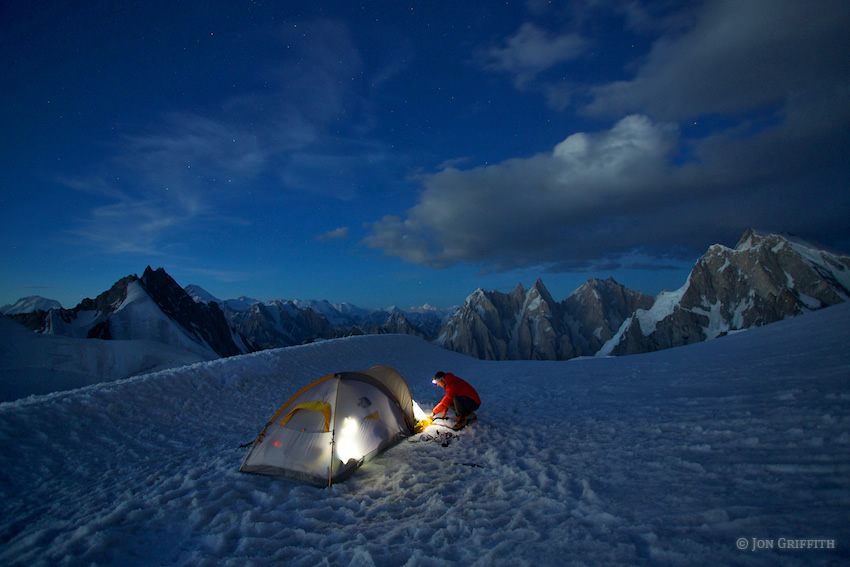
left=429, top=371, right=481, bottom=429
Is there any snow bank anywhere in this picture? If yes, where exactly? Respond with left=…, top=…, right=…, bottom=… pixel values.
left=0, top=316, right=212, bottom=402
left=1, top=304, right=849, bottom=566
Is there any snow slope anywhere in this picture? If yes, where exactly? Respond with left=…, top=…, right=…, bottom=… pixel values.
left=0, top=316, right=211, bottom=402
left=1, top=304, right=848, bottom=566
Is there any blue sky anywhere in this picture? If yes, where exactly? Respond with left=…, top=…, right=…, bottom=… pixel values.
left=2, top=0, right=849, bottom=310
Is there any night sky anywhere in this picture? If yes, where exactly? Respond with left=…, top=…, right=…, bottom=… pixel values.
left=3, top=0, right=849, bottom=310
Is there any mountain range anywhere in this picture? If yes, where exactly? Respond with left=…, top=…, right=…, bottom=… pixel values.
left=600, top=229, right=850, bottom=356
left=183, top=288, right=451, bottom=350
left=3, top=230, right=849, bottom=399
left=440, top=230, right=850, bottom=361
left=436, top=277, right=653, bottom=360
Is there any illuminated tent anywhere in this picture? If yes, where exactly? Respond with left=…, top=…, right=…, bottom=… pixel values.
left=239, top=366, right=416, bottom=486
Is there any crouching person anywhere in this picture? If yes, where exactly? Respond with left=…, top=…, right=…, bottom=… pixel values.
left=429, top=371, right=481, bottom=429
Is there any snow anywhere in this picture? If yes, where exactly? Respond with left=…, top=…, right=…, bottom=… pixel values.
left=0, top=316, right=211, bottom=402
left=731, top=293, right=755, bottom=328
left=736, top=232, right=759, bottom=251
left=596, top=316, right=630, bottom=357
left=43, top=307, right=101, bottom=337
left=107, top=281, right=219, bottom=358
left=184, top=285, right=221, bottom=305
left=634, top=282, right=688, bottom=336
left=1, top=304, right=849, bottom=566
left=799, top=293, right=823, bottom=310
left=472, top=291, right=491, bottom=321
left=0, top=296, right=63, bottom=315
left=691, top=298, right=729, bottom=339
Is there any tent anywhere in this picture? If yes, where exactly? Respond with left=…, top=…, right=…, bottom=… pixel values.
left=239, top=366, right=416, bottom=486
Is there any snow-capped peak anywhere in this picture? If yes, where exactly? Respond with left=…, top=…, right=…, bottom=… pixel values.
left=601, top=229, right=850, bottom=357
left=1, top=296, right=63, bottom=315
left=185, top=285, right=221, bottom=305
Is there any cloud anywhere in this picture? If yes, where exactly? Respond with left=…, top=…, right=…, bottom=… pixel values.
left=363, top=108, right=850, bottom=271
left=317, top=227, right=350, bottom=242
left=62, top=112, right=262, bottom=257
left=119, top=113, right=269, bottom=185
left=401, top=0, right=849, bottom=272
left=60, top=18, right=388, bottom=259
left=480, top=22, right=588, bottom=87
left=363, top=115, right=684, bottom=270
left=584, top=0, right=850, bottom=120
left=66, top=197, right=185, bottom=256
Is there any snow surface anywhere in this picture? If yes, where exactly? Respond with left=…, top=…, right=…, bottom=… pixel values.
left=1, top=304, right=849, bottom=566
left=0, top=316, right=211, bottom=402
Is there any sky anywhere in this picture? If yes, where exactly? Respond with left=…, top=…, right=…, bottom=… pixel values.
left=2, top=0, right=849, bottom=310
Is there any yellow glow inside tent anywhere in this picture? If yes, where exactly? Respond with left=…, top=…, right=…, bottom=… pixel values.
left=412, top=400, right=428, bottom=421
left=336, top=417, right=365, bottom=463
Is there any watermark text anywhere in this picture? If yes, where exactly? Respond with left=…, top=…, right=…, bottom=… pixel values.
left=736, top=537, right=836, bottom=552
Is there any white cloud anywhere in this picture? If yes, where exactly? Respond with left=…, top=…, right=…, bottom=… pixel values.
left=364, top=90, right=850, bottom=273
left=363, top=115, right=680, bottom=270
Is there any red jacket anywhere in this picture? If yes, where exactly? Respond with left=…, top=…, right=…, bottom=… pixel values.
left=432, top=373, right=480, bottom=415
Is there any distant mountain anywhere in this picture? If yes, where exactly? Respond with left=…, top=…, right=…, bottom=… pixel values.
left=436, top=230, right=850, bottom=361
left=6, top=229, right=846, bottom=374
left=184, top=284, right=221, bottom=305
left=291, top=299, right=374, bottom=326
left=436, top=277, right=653, bottom=361
left=387, top=305, right=452, bottom=339
left=3, top=276, right=454, bottom=399
left=600, top=230, right=850, bottom=356
left=1, top=296, right=63, bottom=315
left=184, top=285, right=262, bottom=312
left=8, top=267, right=248, bottom=359
left=223, top=300, right=334, bottom=350
left=186, top=285, right=452, bottom=349
left=563, top=277, right=657, bottom=356
left=286, top=299, right=453, bottom=336
left=1, top=267, right=254, bottom=400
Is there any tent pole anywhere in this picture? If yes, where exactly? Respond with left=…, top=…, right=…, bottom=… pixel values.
left=328, top=373, right=343, bottom=488
left=328, top=434, right=334, bottom=488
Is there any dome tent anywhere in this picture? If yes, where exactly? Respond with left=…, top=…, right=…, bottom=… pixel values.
left=239, top=366, right=416, bottom=486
